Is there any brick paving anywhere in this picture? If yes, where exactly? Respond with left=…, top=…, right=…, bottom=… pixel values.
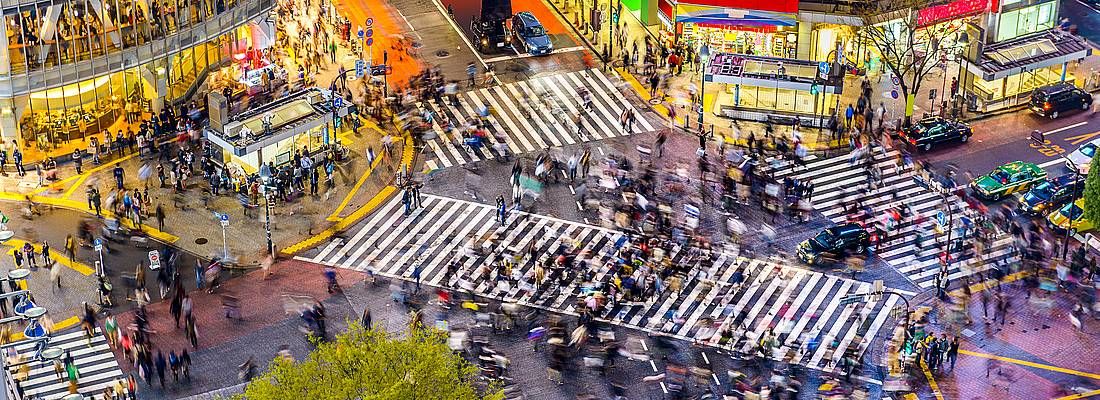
left=927, top=281, right=1100, bottom=399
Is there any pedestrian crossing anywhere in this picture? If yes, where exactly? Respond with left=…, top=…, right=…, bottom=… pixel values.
left=7, top=327, right=124, bottom=400
left=772, top=149, right=1017, bottom=289
left=418, top=69, right=656, bottom=170
left=302, top=193, right=900, bottom=370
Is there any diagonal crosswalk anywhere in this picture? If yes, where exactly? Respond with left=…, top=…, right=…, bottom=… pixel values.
left=8, top=328, right=125, bottom=400
left=772, top=149, right=1018, bottom=289
left=303, top=193, right=899, bottom=369
left=418, top=69, right=656, bottom=170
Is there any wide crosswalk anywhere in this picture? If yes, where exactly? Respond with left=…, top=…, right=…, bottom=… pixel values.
left=418, top=69, right=656, bottom=170
left=303, top=193, right=899, bottom=370
left=772, top=150, right=1017, bottom=289
left=8, top=328, right=124, bottom=400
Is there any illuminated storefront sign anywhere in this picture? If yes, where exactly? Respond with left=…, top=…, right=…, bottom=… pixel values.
left=917, top=0, right=996, bottom=27
left=658, top=0, right=798, bottom=27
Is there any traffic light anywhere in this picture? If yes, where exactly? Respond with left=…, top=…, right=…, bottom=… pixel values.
left=334, top=115, right=342, bottom=129
left=810, top=84, right=819, bottom=95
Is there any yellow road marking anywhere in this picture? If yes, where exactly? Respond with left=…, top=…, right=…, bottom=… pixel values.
left=283, top=185, right=397, bottom=255
left=62, top=152, right=139, bottom=198
left=1055, top=389, right=1100, bottom=400
left=615, top=67, right=671, bottom=118
left=11, top=316, right=80, bottom=341
left=959, top=349, right=1100, bottom=380
left=283, top=134, right=413, bottom=255
left=4, top=238, right=94, bottom=276
left=950, top=270, right=1031, bottom=297
left=0, top=193, right=179, bottom=244
left=1066, top=130, right=1100, bottom=146
left=327, top=149, right=386, bottom=222
left=920, top=359, right=946, bottom=400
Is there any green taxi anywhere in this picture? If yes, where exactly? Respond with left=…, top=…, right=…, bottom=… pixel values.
left=970, top=161, right=1048, bottom=200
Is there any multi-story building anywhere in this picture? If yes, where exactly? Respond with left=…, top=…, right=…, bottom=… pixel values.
left=0, top=0, right=277, bottom=160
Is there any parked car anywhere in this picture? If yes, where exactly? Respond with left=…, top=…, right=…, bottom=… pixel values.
left=510, top=12, right=552, bottom=55
left=1030, top=82, right=1092, bottom=119
left=797, top=223, right=871, bottom=265
left=1067, top=137, right=1100, bottom=175
left=1047, top=199, right=1094, bottom=233
left=1019, top=173, right=1084, bottom=215
left=898, top=117, right=972, bottom=151
left=472, top=17, right=507, bottom=53
left=970, top=161, right=1048, bottom=201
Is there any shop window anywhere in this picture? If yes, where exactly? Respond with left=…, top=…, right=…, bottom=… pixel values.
left=758, top=86, right=777, bottom=110
left=776, top=88, right=795, bottom=112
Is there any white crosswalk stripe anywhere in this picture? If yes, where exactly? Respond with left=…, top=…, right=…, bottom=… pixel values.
left=772, top=149, right=1018, bottom=289
left=8, top=328, right=124, bottom=400
left=418, top=69, right=655, bottom=169
left=303, top=193, right=898, bottom=369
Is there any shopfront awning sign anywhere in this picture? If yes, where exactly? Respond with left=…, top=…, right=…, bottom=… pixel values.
left=674, top=4, right=797, bottom=27
left=917, top=0, right=994, bottom=28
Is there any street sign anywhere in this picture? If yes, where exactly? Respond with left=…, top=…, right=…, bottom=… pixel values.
left=220, top=213, right=230, bottom=228
left=935, top=210, right=947, bottom=227
left=929, top=88, right=937, bottom=101
left=366, top=28, right=373, bottom=38
left=817, top=61, right=830, bottom=76
left=366, top=37, right=374, bottom=47
left=334, top=96, right=344, bottom=108
left=355, top=60, right=365, bottom=78
left=148, top=250, right=161, bottom=270
left=93, top=238, right=102, bottom=252
left=366, top=17, right=374, bottom=26
left=357, top=27, right=364, bottom=39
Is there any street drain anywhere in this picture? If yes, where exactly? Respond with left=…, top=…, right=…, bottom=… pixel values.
left=195, top=238, right=208, bottom=245
left=435, top=50, right=450, bottom=58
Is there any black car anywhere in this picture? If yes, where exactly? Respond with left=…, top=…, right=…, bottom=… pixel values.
left=1030, top=82, right=1093, bottom=119
left=472, top=17, right=507, bottom=53
left=899, top=117, right=972, bottom=151
left=797, top=223, right=872, bottom=265
left=1020, top=173, right=1084, bottom=215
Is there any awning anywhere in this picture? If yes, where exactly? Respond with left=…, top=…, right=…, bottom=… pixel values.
left=967, top=29, right=1091, bottom=81
left=675, top=4, right=797, bottom=27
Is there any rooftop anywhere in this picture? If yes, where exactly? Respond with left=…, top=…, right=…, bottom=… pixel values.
left=974, top=29, right=1090, bottom=77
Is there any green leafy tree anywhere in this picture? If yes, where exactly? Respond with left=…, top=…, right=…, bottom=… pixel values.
left=1082, top=155, right=1100, bottom=227
left=238, top=323, right=502, bottom=400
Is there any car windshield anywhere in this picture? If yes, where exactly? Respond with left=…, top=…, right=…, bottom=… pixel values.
left=1081, top=144, right=1098, bottom=158
left=812, top=231, right=835, bottom=248
left=1029, top=182, right=1055, bottom=200
left=1064, top=203, right=1084, bottom=220
left=523, top=26, right=545, bottom=37
left=990, top=169, right=1012, bottom=184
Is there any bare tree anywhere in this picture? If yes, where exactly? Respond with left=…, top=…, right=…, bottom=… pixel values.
left=858, top=0, right=960, bottom=125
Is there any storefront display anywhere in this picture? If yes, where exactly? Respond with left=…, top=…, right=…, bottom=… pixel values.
left=994, top=0, right=1056, bottom=42
left=706, top=53, right=842, bottom=127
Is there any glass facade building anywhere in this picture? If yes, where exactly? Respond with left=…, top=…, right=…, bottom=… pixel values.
left=0, top=0, right=275, bottom=159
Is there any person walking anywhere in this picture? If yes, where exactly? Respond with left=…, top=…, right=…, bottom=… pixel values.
left=155, top=204, right=166, bottom=231
left=113, top=164, right=125, bottom=189
left=41, top=241, right=51, bottom=266
left=496, top=195, right=507, bottom=225
left=24, top=243, right=36, bottom=268
left=65, top=234, right=76, bottom=262
left=13, top=147, right=24, bottom=177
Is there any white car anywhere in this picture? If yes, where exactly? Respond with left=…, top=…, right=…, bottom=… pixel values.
left=1067, top=137, right=1100, bottom=174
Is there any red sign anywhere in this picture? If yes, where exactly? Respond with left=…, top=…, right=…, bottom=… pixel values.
left=659, top=0, right=675, bottom=21
left=678, top=0, right=798, bottom=14
left=917, top=0, right=993, bottom=27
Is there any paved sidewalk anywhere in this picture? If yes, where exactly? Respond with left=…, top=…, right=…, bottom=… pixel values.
left=0, top=25, right=415, bottom=267
left=923, top=279, right=1100, bottom=399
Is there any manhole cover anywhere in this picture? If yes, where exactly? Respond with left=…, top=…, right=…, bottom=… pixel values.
left=411, top=41, right=423, bottom=49
left=435, top=50, right=450, bottom=58
left=195, top=238, right=208, bottom=245
left=649, top=98, right=662, bottom=105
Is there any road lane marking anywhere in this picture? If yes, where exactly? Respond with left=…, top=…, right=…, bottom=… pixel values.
left=1054, top=388, right=1100, bottom=400
left=1038, top=158, right=1066, bottom=169
left=921, top=359, right=946, bottom=400
left=483, top=46, right=587, bottom=63
left=1047, top=121, right=1088, bottom=136
left=1066, top=130, right=1100, bottom=146
left=958, top=349, right=1100, bottom=380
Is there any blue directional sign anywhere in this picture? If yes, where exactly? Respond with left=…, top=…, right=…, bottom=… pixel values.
left=818, top=61, right=830, bottom=76
left=936, top=211, right=947, bottom=227
left=355, top=60, right=365, bottom=78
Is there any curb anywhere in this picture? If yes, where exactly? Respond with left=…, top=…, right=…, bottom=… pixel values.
left=280, top=135, right=415, bottom=256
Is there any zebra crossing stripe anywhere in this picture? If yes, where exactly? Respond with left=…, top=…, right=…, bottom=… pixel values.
left=309, top=193, right=900, bottom=369
left=9, top=328, right=124, bottom=400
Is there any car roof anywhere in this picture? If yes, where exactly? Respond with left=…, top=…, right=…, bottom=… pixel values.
left=831, top=223, right=864, bottom=235
left=515, top=12, right=540, bottom=25
left=1035, top=82, right=1079, bottom=95
left=1050, top=173, right=1081, bottom=187
left=996, top=161, right=1040, bottom=174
